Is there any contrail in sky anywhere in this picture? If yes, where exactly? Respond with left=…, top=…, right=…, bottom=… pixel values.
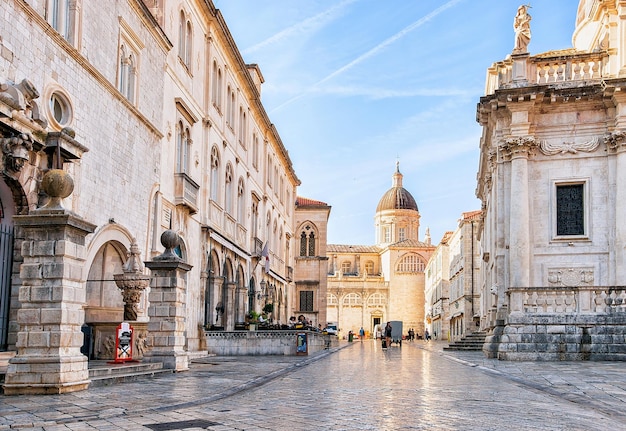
left=271, top=0, right=465, bottom=113
left=242, top=0, right=357, bottom=55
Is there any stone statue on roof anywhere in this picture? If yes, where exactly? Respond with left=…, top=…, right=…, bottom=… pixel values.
left=513, top=5, right=532, bottom=54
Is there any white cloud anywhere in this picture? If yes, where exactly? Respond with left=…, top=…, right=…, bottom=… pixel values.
left=241, top=0, right=358, bottom=55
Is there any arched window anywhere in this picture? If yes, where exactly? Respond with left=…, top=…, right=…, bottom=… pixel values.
left=298, top=225, right=316, bottom=257
left=251, top=198, right=259, bottom=238
left=239, top=107, right=247, bottom=148
left=211, top=61, right=218, bottom=106
left=367, top=293, right=386, bottom=306
left=237, top=177, right=245, bottom=223
left=308, top=232, right=315, bottom=257
left=397, top=254, right=426, bottom=273
left=343, top=293, right=362, bottom=306
left=252, top=133, right=259, bottom=169
left=185, top=20, right=193, bottom=68
left=178, top=10, right=192, bottom=69
left=178, top=11, right=185, bottom=61
left=210, top=146, right=220, bottom=201
left=225, top=164, right=233, bottom=214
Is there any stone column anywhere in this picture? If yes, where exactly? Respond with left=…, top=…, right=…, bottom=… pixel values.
left=144, top=230, right=192, bottom=371
left=225, top=281, right=236, bottom=331
left=4, top=170, right=96, bottom=395
left=236, top=283, right=247, bottom=325
left=606, top=131, right=626, bottom=284
left=500, top=137, right=535, bottom=308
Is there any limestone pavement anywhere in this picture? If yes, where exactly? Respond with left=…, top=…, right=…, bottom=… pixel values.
left=0, top=340, right=624, bottom=430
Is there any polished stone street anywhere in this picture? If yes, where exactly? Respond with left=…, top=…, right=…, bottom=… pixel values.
left=1, top=340, right=625, bottom=430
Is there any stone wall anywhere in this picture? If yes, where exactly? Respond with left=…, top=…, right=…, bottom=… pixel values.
left=484, top=313, right=626, bottom=361
left=205, top=330, right=337, bottom=356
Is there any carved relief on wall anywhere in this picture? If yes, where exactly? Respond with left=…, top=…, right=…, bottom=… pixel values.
left=538, top=137, right=601, bottom=155
left=547, top=267, right=594, bottom=287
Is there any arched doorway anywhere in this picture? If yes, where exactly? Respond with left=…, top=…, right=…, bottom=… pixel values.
left=0, top=177, right=16, bottom=350
left=84, top=241, right=126, bottom=359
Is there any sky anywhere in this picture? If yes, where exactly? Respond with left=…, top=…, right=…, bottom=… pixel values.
left=213, top=1, right=580, bottom=246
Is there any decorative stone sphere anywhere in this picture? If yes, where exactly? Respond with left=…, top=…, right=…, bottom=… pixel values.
left=160, top=229, right=180, bottom=249
left=41, top=169, right=74, bottom=199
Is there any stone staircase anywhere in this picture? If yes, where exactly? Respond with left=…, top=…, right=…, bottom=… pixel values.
left=443, top=332, right=487, bottom=351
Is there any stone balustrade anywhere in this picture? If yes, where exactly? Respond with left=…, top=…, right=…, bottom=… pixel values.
left=509, top=286, right=626, bottom=314
left=485, top=52, right=609, bottom=95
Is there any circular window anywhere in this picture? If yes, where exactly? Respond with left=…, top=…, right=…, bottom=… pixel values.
left=48, top=91, right=73, bottom=128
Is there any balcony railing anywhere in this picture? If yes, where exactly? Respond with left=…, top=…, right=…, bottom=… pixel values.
left=174, top=173, right=199, bottom=214
left=485, top=51, right=609, bottom=95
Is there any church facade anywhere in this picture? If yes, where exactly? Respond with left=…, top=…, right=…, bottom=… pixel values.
left=327, top=165, right=434, bottom=339
left=476, top=0, right=626, bottom=360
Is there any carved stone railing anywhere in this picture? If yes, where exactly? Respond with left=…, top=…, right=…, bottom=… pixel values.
left=509, top=286, right=626, bottom=314
left=485, top=51, right=609, bottom=95
left=174, top=172, right=199, bottom=214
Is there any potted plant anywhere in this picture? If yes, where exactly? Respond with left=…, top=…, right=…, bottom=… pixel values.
left=262, top=303, right=274, bottom=314
left=247, top=311, right=261, bottom=331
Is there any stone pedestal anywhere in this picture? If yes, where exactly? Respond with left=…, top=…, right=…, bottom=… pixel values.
left=3, top=212, right=96, bottom=395
left=144, top=259, right=192, bottom=371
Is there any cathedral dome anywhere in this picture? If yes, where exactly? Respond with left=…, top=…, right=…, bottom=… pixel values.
left=375, top=163, right=418, bottom=212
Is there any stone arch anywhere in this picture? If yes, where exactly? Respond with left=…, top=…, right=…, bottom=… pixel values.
left=1, top=174, right=28, bottom=217
left=296, top=220, right=319, bottom=257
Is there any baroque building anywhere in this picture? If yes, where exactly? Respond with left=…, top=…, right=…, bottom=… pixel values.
left=327, top=164, right=434, bottom=338
left=476, top=1, right=626, bottom=360
left=0, top=0, right=300, bottom=393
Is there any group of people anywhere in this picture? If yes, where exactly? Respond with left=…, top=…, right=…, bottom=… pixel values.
left=289, top=315, right=309, bottom=328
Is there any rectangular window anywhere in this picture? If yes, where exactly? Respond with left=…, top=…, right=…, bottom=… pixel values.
left=299, top=291, right=314, bottom=312
left=556, top=183, right=584, bottom=236
left=398, top=227, right=406, bottom=241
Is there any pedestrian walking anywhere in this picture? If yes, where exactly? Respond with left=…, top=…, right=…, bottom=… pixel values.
left=359, top=327, right=365, bottom=342
left=384, top=322, right=392, bottom=349
left=424, top=329, right=430, bottom=341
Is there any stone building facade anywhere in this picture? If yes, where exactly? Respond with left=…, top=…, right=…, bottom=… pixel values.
left=293, top=197, right=331, bottom=329
left=425, top=210, right=481, bottom=343
left=446, top=210, right=481, bottom=342
left=327, top=165, right=434, bottom=339
left=476, top=1, right=626, bottom=360
left=424, top=231, right=452, bottom=341
left=0, top=0, right=300, bottom=393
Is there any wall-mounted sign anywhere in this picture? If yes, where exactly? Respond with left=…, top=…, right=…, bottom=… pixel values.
left=296, top=332, right=308, bottom=356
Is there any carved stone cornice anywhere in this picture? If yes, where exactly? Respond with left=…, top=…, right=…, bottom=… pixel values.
left=498, top=136, right=537, bottom=161
left=604, top=131, right=626, bottom=153
left=539, top=137, right=601, bottom=155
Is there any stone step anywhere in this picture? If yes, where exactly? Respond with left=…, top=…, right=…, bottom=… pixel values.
left=444, top=333, right=486, bottom=351
left=88, top=361, right=173, bottom=387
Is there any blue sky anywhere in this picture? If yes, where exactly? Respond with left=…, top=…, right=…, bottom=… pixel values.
left=213, top=1, right=580, bottom=246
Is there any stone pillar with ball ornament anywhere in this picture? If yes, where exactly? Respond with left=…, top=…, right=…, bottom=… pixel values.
left=3, top=168, right=96, bottom=395
left=144, top=230, right=192, bottom=371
